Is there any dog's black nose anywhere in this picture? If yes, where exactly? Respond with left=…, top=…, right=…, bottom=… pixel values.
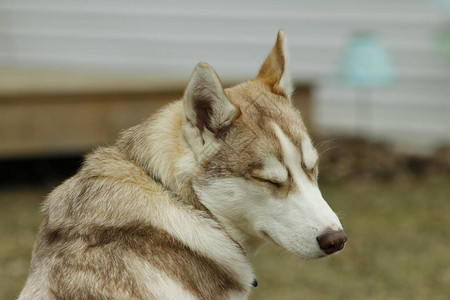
left=317, top=229, right=347, bottom=255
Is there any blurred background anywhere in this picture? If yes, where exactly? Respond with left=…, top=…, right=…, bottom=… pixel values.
left=1, top=0, right=449, bottom=299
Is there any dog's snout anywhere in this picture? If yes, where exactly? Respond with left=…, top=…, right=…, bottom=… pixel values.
left=317, top=229, right=347, bottom=255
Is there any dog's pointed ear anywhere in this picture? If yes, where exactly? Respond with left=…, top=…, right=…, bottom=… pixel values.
left=256, top=30, right=293, bottom=101
left=184, top=63, right=238, bottom=134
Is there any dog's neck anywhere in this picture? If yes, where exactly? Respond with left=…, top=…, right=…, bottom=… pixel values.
left=116, top=100, right=256, bottom=292
left=117, top=100, right=262, bottom=249
left=117, top=100, right=234, bottom=216
left=117, top=101, right=186, bottom=192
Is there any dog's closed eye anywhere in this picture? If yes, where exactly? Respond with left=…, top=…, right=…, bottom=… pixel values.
left=248, top=157, right=288, bottom=188
left=251, top=175, right=283, bottom=188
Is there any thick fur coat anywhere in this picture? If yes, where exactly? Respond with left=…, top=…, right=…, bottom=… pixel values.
left=19, top=31, right=346, bottom=300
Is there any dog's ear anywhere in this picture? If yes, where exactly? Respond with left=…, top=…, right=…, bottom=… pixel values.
left=184, top=62, right=238, bottom=134
left=183, top=63, right=238, bottom=159
left=256, top=30, right=293, bottom=101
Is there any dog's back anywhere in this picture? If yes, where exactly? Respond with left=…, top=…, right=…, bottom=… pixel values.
left=20, top=146, right=248, bottom=300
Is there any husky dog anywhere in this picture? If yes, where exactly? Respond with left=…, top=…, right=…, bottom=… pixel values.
left=19, top=30, right=346, bottom=300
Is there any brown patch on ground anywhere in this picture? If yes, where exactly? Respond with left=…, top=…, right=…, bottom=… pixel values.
left=316, top=137, right=450, bottom=183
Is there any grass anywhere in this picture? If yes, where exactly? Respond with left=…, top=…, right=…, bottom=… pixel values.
left=1, top=176, right=449, bottom=300
left=251, top=176, right=450, bottom=300
left=0, top=188, right=45, bottom=300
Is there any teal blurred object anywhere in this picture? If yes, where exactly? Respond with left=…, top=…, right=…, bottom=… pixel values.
left=339, top=33, right=395, bottom=88
left=435, top=1, right=450, bottom=56
left=338, top=33, right=395, bottom=136
left=439, top=0, right=450, bottom=16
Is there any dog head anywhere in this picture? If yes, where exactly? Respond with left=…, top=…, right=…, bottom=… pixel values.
left=180, top=30, right=346, bottom=259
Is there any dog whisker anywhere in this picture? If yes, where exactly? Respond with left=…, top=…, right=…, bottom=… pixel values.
left=319, top=145, right=339, bottom=157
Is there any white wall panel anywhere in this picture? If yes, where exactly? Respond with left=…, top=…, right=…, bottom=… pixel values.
left=0, top=0, right=449, bottom=151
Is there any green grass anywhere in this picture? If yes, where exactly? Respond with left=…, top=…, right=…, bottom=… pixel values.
left=1, top=177, right=449, bottom=300
left=0, top=188, right=45, bottom=300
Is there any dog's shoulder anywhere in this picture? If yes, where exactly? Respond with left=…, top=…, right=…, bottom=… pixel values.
left=41, top=145, right=163, bottom=228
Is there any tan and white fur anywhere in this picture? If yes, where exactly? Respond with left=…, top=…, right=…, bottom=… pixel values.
left=19, top=30, right=346, bottom=300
